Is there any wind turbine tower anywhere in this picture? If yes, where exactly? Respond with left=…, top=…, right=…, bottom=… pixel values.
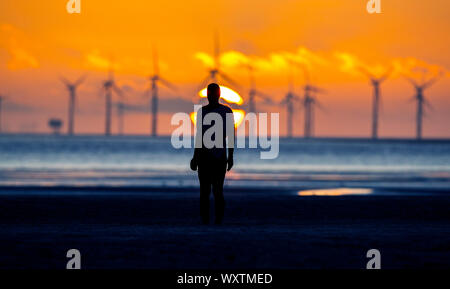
left=60, top=76, right=85, bottom=135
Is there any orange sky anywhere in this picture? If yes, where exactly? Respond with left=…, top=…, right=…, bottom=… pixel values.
left=0, top=0, right=449, bottom=137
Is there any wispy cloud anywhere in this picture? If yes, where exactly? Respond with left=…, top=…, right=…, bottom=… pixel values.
left=335, top=51, right=447, bottom=80
left=83, top=50, right=167, bottom=76
left=0, top=24, right=39, bottom=70
left=195, top=46, right=328, bottom=74
left=84, top=50, right=113, bottom=71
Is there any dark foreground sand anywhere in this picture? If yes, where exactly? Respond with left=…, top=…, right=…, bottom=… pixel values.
left=0, top=190, right=449, bottom=269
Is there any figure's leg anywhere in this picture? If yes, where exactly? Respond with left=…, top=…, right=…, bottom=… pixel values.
left=212, top=163, right=227, bottom=224
left=198, top=167, right=212, bottom=225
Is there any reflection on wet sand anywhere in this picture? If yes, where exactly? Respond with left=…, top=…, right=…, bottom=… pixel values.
left=298, top=188, right=373, bottom=196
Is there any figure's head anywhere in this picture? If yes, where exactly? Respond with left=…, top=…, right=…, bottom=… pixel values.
left=207, top=83, right=221, bottom=104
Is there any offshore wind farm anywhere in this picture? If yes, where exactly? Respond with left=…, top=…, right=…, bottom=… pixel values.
left=0, top=35, right=447, bottom=139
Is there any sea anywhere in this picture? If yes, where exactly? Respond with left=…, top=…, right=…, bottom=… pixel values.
left=0, top=134, right=449, bottom=194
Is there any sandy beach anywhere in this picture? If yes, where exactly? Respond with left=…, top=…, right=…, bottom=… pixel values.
left=0, top=188, right=449, bottom=269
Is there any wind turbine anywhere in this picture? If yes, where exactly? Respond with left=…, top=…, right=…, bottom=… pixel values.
left=359, top=67, right=391, bottom=139
left=147, top=47, right=177, bottom=137
left=279, top=61, right=302, bottom=138
left=197, top=32, right=240, bottom=94
left=405, top=72, right=444, bottom=140
left=298, top=66, right=326, bottom=138
left=101, top=69, right=124, bottom=136
left=60, top=75, right=85, bottom=135
left=302, top=85, right=326, bottom=138
left=246, top=63, right=273, bottom=113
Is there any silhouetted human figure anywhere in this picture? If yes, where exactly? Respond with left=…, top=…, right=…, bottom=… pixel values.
left=190, top=83, right=235, bottom=225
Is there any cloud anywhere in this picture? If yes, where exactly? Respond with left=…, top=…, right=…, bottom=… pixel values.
left=195, top=46, right=328, bottom=75
left=391, top=58, right=447, bottom=80
left=334, top=52, right=389, bottom=77
left=84, top=50, right=114, bottom=71
left=83, top=50, right=167, bottom=76
left=335, top=52, right=447, bottom=81
left=0, top=24, right=39, bottom=70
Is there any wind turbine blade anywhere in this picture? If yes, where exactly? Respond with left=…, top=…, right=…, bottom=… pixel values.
left=314, top=98, right=327, bottom=113
left=405, top=76, right=419, bottom=87
left=424, top=98, right=434, bottom=111
left=407, top=95, right=416, bottom=103
left=379, top=67, right=392, bottom=83
left=113, top=84, right=126, bottom=100
left=74, top=75, right=87, bottom=86
left=358, top=66, right=375, bottom=79
left=254, top=90, right=274, bottom=104
left=197, top=75, right=212, bottom=92
left=159, top=77, right=178, bottom=92
left=214, top=30, right=220, bottom=71
left=309, top=85, right=327, bottom=94
left=293, top=93, right=303, bottom=102
left=153, top=46, right=159, bottom=76
left=60, top=76, right=70, bottom=86
left=423, top=73, right=443, bottom=89
left=218, top=71, right=241, bottom=90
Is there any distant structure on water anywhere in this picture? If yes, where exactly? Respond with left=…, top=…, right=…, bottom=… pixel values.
left=48, top=118, right=63, bottom=135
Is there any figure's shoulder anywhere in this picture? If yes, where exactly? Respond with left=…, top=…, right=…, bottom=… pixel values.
left=219, top=103, right=233, bottom=113
left=201, top=104, right=210, bottom=112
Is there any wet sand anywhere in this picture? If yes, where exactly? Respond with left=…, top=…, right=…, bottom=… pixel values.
left=0, top=189, right=449, bottom=269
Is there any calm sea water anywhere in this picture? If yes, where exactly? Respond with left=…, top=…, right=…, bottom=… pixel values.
left=0, top=134, right=449, bottom=192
